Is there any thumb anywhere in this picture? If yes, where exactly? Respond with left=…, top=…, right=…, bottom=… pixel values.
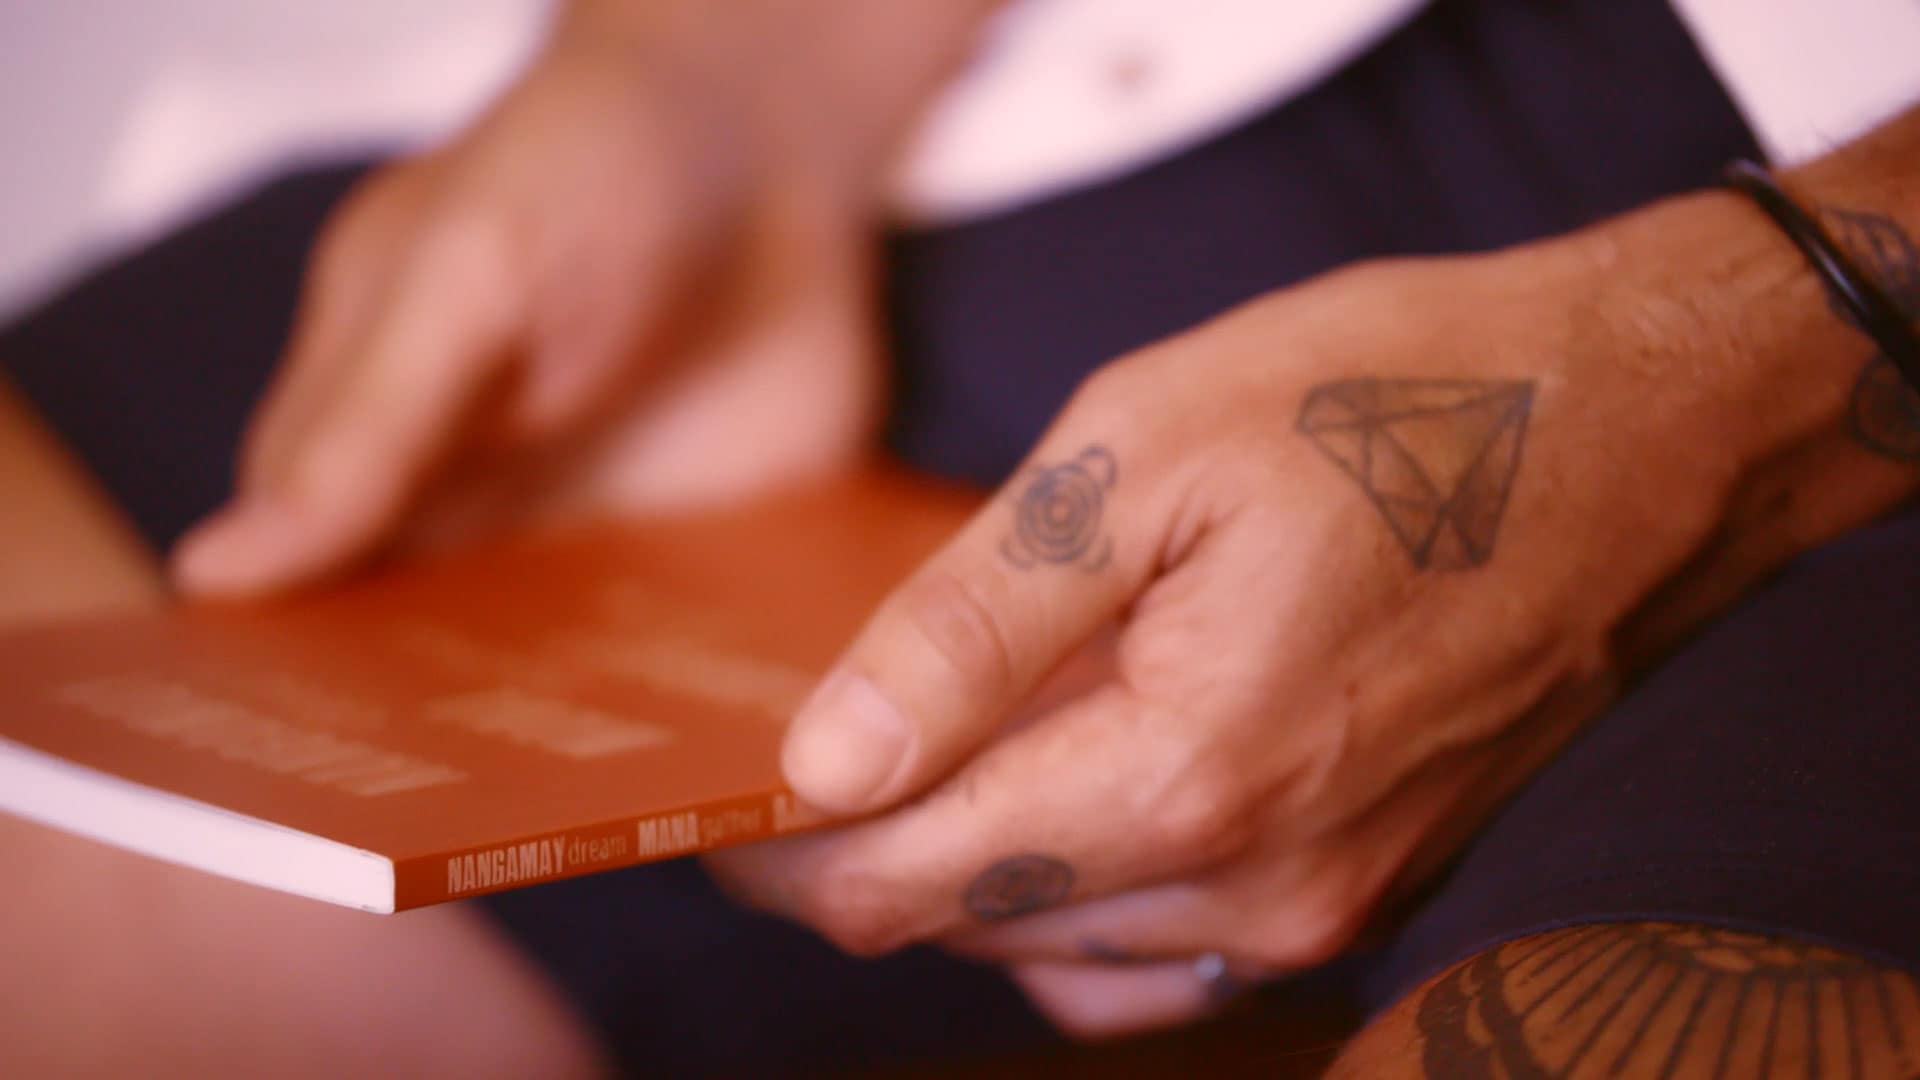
left=782, top=441, right=1148, bottom=815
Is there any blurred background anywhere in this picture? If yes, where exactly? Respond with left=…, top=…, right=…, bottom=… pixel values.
left=0, top=1, right=552, bottom=323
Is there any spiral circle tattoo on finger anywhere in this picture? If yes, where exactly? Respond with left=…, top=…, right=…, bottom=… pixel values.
left=1001, top=445, right=1116, bottom=571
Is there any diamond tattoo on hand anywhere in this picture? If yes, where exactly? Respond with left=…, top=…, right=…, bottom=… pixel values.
left=1297, top=378, right=1536, bottom=570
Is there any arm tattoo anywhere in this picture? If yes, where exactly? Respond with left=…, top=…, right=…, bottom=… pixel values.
left=1822, top=208, right=1920, bottom=462
left=1297, top=378, right=1536, bottom=570
left=1000, top=445, right=1116, bottom=572
left=962, top=854, right=1075, bottom=921
left=1413, top=922, right=1920, bottom=1078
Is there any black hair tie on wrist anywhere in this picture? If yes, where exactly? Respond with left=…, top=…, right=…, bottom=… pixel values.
left=1721, top=159, right=1920, bottom=393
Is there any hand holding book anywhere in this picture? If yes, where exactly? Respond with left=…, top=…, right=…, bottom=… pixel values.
left=707, top=148, right=1920, bottom=1033
left=34, top=26, right=1920, bottom=1035
left=163, top=0, right=999, bottom=595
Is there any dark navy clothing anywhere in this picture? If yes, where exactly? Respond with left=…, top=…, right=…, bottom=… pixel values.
left=7, top=0, right=1917, bottom=1074
left=882, top=0, right=1758, bottom=487
left=1365, top=508, right=1920, bottom=1002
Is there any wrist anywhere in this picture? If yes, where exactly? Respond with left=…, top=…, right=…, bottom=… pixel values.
left=1568, top=188, right=1853, bottom=477
left=1566, top=174, right=1920, bottom=514
left=1547, top=147, right=1920, bottom=667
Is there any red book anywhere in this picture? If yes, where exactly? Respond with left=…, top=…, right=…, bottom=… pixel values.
left=0, top=472, right=976, bottom=911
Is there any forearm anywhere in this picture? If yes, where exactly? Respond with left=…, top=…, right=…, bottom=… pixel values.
left=1572, top=105, right=1920, bottom=666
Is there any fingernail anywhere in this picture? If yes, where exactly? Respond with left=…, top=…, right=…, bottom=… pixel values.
left=170, top=499, right=303, bottom=595
left=782, top=671, right=911, bottom=813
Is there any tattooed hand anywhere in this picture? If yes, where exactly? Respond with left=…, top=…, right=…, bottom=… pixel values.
left=701, top=129, right=1920, bottom=1032
left=169, top=1, right=994, bottom=595
left=701, top=224, right=1771, bottom=1028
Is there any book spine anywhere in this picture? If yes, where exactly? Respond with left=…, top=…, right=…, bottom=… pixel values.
left=391, top=789, right=829, bottom=909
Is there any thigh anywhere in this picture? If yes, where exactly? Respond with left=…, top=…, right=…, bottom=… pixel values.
left=0, top=815, right=603, bottom=1077
left=1356, top=501, right=1920, bottom=1021
left=0, top=378, right=160, bottom=622
left=0, top=370, right=604, bottom=1077
left=1334, top=921, right=1920, bottom=1076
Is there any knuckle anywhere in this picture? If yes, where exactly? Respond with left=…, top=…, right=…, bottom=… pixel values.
left=1244, top=885, right=1366, bottom=969
left=306, top=216, right=364, bottom=295
left=1134, top=751, right=1251, bottom=860
left=1017, top=964, right=1202, bottom=1040
left=1067, top=352, right=1155, bottom=419
left=1016, top=977, right=1097, bottom=1038
left=797, top=862, right=914, bottom=958
left=698, top=853, right=778, bottom=912
left=300, top=220, right=386, bottom=326
left=1069, top=360, right=1131, bottom=411
left=410, top=205, right=522, bottom=317
left=1487, top=584, right=1556, bottom=647
left=1058, top=347, right=1191, bottom=463
left=1269, top=713, right=1359, bottom=823
left=1040, top=997, right=1156, bottom=1043
left=1042, top=1010, right=1113, bottom=1043
left=897, top=569, right=1016, bottom=703
left=307, top=165, right=423, bottom=288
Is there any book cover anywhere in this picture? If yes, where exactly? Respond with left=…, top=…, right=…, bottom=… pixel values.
left=0, top=471, right=977, bottom=911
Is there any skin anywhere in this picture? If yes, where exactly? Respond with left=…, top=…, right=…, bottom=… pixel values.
left=170, top=0, right=1002, bottom=593
left=0, top=381, right=162, bottom=623
left=707, top=107, right=1920, bottom=1038
left=0, top=381, right=606, bottom=1077
left=21, top=0, right=1915, bottom=1064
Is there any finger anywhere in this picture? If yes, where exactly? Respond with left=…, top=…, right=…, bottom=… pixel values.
left=939, top=869, right=1339, bottom=973
left=173, top=213, right=522, bottom=595
left=727, top=680, right=1259, bottom=954
left=1009, top=960, right=1215, bottom=1040
left=943, top=881, right=1237, bottom=967
left=239, top=163, right=442, bottom=493
left=943, top=735, right=1519, bottom=973
left=745, top=668, right=1498, bottom=962
left=782, top=436, right=1154, bottom=815
left=492, top=181, right=701, bottom=441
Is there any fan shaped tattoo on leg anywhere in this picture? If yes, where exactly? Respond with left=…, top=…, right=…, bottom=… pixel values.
left=1412, top=923, right=1920, bottom=1079
left=1297, top=378, right=1536, bottom=570
left=1001, top=445, right=1117, bottom=572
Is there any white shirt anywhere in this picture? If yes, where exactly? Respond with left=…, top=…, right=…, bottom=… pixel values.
left=4, top=1, right=1920, bottom=317
left=891, top=0, right=1920, bottom=222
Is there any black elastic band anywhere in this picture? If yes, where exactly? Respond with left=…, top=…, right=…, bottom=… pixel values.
left=1721, top=159, right=1920, bottom=392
